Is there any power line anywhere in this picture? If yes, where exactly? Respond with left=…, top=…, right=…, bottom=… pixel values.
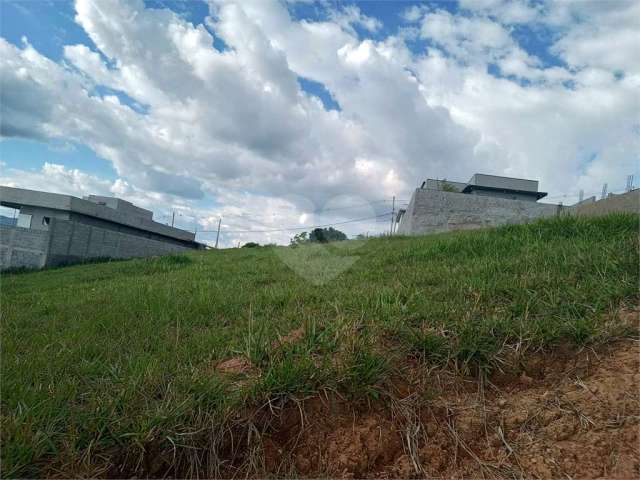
left=198, top=212, right=392, bottom=234
left=221, top=198, right=396, bottom=223
left=162, top=198, right=409, bottom=235
left=311, top=198, right=394, bottom=213
left=198, top=181, right=637, bottom=239
left=201, top=198, right=401, bottom=232
left=545, top=186, right=625, bottom=200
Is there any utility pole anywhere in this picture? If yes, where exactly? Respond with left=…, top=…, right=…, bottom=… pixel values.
left=214, top=217, right=222, bottom=249
left=171, top=211, right=175, bottom=227
left=390, top=195, right=395, bottom=236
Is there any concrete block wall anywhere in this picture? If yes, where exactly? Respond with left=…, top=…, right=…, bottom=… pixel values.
left=0, top=225, right=50, bottom=269
left=571, top=189, right=639, bottom=217
left=0, top=186, right=195, bottom=242
left=397, top=189, right=560, bottom=235
left=1, top=218, right=193, bottom=270
left=46, top=218, right=190, bottom=266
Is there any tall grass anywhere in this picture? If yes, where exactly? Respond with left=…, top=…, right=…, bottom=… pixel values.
left=1, top=213, right=638, bottom=477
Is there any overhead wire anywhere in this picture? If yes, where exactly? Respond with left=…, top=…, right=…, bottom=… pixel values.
left=197, top=211, right=393, bottom=234
left=197, top=197, right=402, bottom=234
left=197, top=184, right=639, bottom=238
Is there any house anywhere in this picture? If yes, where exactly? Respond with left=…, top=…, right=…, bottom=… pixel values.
left=0, top=186, right=204, bottom=270
left=396, top=173, right=560, bottom=235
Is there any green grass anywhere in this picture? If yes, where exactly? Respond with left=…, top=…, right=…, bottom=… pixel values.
left=1, top=214, right=638, bottom=477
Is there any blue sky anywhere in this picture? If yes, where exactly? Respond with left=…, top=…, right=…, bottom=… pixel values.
left=2, top=0, right=557, bottom=175
left=1, top=0, right=638, bottom=244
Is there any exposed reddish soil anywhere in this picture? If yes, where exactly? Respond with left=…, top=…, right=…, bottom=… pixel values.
left=258, top=335, right=640, bottom=479
left=215, top=326, right=305, bottom=376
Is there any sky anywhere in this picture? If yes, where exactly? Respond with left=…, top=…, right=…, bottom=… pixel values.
left=1, top=0, right=638, bottom=246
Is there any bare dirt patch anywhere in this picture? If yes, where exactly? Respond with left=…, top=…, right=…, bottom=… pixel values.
left=271, top=326, right=305, bottom=349
left=216, top=356, right=255, bottom=375
left=257, top=336, right=640, bottom=478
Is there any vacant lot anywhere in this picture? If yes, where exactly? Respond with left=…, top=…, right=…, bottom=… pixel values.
left=2, top=214, right=638, bottom=478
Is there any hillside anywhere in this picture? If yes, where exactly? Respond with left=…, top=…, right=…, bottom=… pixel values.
left=2, top=214, right=639, bottom=478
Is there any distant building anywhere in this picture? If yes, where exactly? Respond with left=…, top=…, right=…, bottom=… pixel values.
left=0, top=186, right=204, bottom=270
left=421, top=174, right=547, bottom=201
left=397, top=173, right=559, bottom=235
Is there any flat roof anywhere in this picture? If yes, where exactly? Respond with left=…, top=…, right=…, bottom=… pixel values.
left=469, top=173, right=539, bottom=182
left=0, top=186, right=195, bottom=242
left=468, top=173, right=539, bottom=192
left=422, top=179, right=467, bottom=191
left=461, top=184, right=547, bottom=199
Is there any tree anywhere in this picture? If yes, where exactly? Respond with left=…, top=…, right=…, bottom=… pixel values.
left=241, top=242, right=260, bottom=248
left=290, top=231, right=309, bottom=246
left=289, top=227, right=348, bottom=246
left=308, top=227, right=347, bottom=243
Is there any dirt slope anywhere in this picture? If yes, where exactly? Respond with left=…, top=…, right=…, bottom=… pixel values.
left=259, top=336, right=640, bottom=478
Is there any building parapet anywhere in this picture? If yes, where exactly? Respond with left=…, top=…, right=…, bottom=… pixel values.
left=0, top=186, right=195, bottom=242
left=421, top=173, right=547, bottom=202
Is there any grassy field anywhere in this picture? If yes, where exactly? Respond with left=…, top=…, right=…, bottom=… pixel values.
left=1, top=213, right=638, bottom=477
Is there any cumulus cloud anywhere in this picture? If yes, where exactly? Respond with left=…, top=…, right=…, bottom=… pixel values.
left=458, top=0, right=542, bottom=24
left=0, top=162, right=113, bottom=196
left=2, top=0, right=483, bottom=205
left=550, top=1, right=640, bottom=76
left=420, top=9, right=514, bottom=61
left=0, top=0, right=638, bottom=245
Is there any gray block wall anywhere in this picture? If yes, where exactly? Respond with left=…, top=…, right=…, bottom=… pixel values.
left=571, top=189, right=639, bottom=216
left=46, top=218, right=190, bottom=266
left=0, top=186, right=195, bottom=242
left=0, top=225, right=50, bottom=269
left=397, top=189, right=560, bottom=235
left=467, top=189, right=542, bottom=202
left=1, top=218, right=192, bottom=270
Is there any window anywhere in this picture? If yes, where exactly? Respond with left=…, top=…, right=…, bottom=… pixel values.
left=42, top=216, right=51, bottom=226
left=17, top=213, right=32, bottom=228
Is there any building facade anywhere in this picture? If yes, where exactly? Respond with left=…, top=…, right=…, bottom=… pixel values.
left=0, top=186, right=204, bottom=270
left=397, top=173, right=560, bottom=235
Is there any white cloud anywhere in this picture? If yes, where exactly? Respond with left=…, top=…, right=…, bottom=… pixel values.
left=329, top=5, right=382, bottom=34
left=401, top=5, right=424, bottom=23
left=550, top=1, right=640, bottom=76
left=458, top=0, right=542, bottom=24
left=0, top=162, right=113, bottom=196
left=420, top=10, right=514, bottom=62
